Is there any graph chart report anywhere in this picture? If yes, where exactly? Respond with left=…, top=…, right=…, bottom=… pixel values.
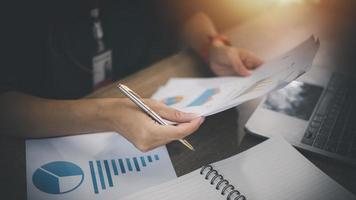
left=88, top=154, right=161, bottom=194
left=26, top=132, right=176, bottom=200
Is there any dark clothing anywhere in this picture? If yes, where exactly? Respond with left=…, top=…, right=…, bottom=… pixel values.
left=2, top=1, right=185, bottom=99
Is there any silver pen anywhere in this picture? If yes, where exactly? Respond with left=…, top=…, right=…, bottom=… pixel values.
left=117, top=84, right=195, bottom=151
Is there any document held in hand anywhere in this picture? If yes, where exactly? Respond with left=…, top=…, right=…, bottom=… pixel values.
left=152, top=36, right=320, bottom=117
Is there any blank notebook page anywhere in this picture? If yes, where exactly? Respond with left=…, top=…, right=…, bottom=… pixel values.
left=120, top=169, right=221, bottom=200
left=214, top=137, right=355, bottom=200
left=122, top=137, right=355, bottom=200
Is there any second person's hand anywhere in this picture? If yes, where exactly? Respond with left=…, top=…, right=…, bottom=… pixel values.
left=208, top=41, right=264, bottom=76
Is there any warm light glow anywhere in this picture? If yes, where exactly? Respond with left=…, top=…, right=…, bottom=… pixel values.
left=222, top=0, right=321, bottom=27
left=277, top=0, right=320, bottom=5
left=278, top=0, right=304, bottom=5
left=230, top=0, right=320, bottom=7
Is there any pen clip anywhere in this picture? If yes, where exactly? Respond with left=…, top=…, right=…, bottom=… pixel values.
left=117, top=83, right=155, bottom=114
left=118, top=84, right=144, bottom=101
left=117, top=83, right=166, bottom=125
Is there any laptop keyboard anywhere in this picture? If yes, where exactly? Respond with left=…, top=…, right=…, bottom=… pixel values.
left=301, top=73, right=356, bottom=159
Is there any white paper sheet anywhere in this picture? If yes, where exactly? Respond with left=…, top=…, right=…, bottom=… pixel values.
left=152, top=36, right=320, bottom=117
left=26, top=132, right=176, bottom=200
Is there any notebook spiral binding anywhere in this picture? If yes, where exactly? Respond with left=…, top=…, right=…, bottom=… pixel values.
left=200, top=165, right=246, bottom=200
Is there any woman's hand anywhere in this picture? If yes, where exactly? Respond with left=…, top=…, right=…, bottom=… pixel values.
left=98, top=98, right=204, bottom=152
left=0, top=92, right=203, bottom=149
left=208, top=42, right=264, bottom=76
left=182, top=12, right=263, bottom=77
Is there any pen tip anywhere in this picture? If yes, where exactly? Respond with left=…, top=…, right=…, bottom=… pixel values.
left=187, top=143, right=195, bottom=151
left=180, top=139, right=195, bottom=151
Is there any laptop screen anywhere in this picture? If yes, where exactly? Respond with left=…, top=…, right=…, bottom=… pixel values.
left=263, top=81, right=323, bottom=121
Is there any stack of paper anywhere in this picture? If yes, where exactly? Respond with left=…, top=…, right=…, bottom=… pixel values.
left=152, top=36, right=320, bottom=117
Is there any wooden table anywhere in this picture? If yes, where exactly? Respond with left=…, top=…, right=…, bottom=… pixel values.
left=1, top=1, right=355, bottom=199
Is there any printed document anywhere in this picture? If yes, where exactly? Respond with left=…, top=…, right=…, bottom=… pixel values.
left=26, top=132, right=176, bottom=200
left=152, top=36, right=320, bottom=116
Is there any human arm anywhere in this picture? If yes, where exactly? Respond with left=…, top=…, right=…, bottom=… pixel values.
left=182, top=12, right=264, bottom=76
left=0, top=92, right=203, bottom=151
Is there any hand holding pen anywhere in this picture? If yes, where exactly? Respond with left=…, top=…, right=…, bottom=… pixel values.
left=116, top=84, right=204, bottom=151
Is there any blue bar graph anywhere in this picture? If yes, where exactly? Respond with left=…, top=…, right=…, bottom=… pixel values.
left=111, top=159, right=118, bottom=175
left=187, top=88, right=219, bottom=107
left=104, top=160, right=113, bottom=187
left=118, top=159, right=126, bottom=174
left=147, top=155, right=153, bottom=162
left=133, top=157, right=140, bottom=172
left=89, top=161, right=99, bottom=194
left=126, top=158, right=133, bottom=171
left=88, top=154, right=160, bottom=194
left=140, top=156, right=146, bottom=167
left=96, top=161, right=106, bottom=190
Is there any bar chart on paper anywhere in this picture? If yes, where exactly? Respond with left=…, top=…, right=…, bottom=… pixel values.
left=161, top=96, right=184, bottom=106
left=26, top=132, right=177, bottom=200
left=187, top=88, right=220, bottom=107
left=88, top=154, right=161, bottom=194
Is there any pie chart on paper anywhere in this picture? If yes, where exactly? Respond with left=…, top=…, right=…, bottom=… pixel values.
left=32, top=161, right=84, bottom=194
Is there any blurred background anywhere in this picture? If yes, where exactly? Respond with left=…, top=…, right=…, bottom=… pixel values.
left=2, top=0, right=355, bottom=99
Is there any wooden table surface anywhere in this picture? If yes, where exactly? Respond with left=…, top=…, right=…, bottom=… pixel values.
left=1, top=1, right=355, bottom=199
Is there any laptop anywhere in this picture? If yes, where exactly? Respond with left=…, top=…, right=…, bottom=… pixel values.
left=245, top=66, right=356, bottom=165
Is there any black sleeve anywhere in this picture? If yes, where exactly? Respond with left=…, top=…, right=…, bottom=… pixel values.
left=2, top=1, right=94, bottom=98
left=1, top=2, right=48, bottom=96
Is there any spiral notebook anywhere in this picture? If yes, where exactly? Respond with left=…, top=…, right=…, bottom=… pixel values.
left=122, top=137, right=355, bottom=200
